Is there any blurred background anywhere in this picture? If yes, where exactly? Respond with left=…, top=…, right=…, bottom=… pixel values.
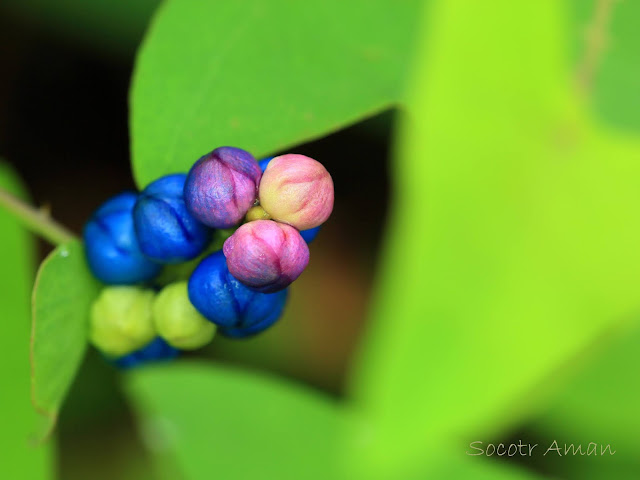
left=1, top=1, right=639, bottom=479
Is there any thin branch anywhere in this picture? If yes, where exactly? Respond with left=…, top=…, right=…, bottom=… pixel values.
left=0, top=188, right=76, bottom=246
left=576, top=0, right=619, bottom=95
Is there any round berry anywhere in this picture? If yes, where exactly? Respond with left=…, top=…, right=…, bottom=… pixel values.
left=258, top=157, right=274, bottom=172
left=223, top=220, right=309, bottom=293
left=89, top=286, right=156, bottom=357
left=152, top=282, right=216, bottom=349
left=184, top=147, right=262, bottom=228
left=300, top=226, right=321, bottom=244
left=188, top=250, right=288, bottom=337
left=245, top=205, right=271, bottom=222
left=258, top=154, right=334, bottom=230
left=134, top=174, right=211, bottom=263
left=113, top=337, right=179, bottom=369
left=83, top=192, right=162, bottom=285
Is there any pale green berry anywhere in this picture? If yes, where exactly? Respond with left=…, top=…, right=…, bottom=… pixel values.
left=152, top=281, right=216, bottom=349
left=89, top=286, right=156, bottom=357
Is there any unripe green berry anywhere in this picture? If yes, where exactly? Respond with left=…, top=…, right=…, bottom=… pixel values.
left=245, top=205, right=271, bottom=222
left=152, top=281, right=216, bottom=349
left=90, top=287, right=156, bottom=357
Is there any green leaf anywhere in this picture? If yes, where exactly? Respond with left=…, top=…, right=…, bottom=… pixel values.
left=348, top=0, right=640, bottom=476
left=420, top=455, right=544, bottom=480
left=126, top=362, right=343, bottom=480
left=0, top=162, right=53, bottom=478
left=531, top=324, right=640, bottom=478
left=31, top=240, right=101, bottom=439
left=130, top=0, right=421, bottom=187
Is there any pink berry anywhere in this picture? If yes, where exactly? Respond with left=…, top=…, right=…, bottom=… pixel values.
left=223, top=220, right=309, bottom=293
left=258, top=154, right=334, bottom=230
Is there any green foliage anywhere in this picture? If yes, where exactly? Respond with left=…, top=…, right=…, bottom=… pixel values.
left=126, top=362, right=343, bottom=480
left=0, top=163, right=53, bottom=478
left=127, top=362, right=545, bottom=480
left=130, top=0, right=421, bottom=187
left=31, top=240, right=101, bottom=440
left=420, top=455, right=544, bottom=480
left=349, top=0, right=640, bottom=477
left=531, top=324, right=640, bottom=479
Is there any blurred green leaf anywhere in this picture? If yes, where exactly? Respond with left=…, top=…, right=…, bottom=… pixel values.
left=530, top=324, right=640, bottom=479
left=422, top=455, right=544, bottom=480
left=126, top=362, right=343, bottom=480
left=31, top=240, right=101, bottom=439
left=569, top=0, right=640, bottom=132
left=349, top=0, right=640, bottom=476
left=0, top=162, right=53, bottom=478
left=130, top=0, right=421, bottom=187
left=554, top=456, right=639, bottom=480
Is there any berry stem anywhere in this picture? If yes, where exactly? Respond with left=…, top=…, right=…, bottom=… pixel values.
left=0, top=187, right=76, bottom=245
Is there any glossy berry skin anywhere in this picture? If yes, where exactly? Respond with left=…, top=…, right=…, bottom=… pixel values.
left=258, top=154, right=334, bottom=230
left=185, top=147, right=262, bottom=229
left=84, top=192, right=162, bottom=284
left=134, top=174, right=212, bottom=264
left=223, top=220, right=309, bottom=293
left=188, top=250, right=288, bottom=337
left=113, top=337, right=179, bottom=369
left=300, top=226, right=321, bottom=244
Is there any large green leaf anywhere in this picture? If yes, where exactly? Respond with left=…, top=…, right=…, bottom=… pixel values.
left=130, top=0, right=421, bottom=187
left=31, top=240, right=101, bottom=439
left=348, top=0, right=640, bottom=476
left=0, top=163, right=53, bottom=478
left=126, top=362, right=343, bottom=480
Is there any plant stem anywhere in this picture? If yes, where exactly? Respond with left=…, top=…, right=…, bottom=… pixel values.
left=0, top=188, right=76, bottom=246
left=576, top=0, right=618, bottom=94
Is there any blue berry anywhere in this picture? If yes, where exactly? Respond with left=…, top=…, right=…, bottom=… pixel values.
left=134, top=174, right=212, bottom=263
left=258, top=157, right=274, bottom=172
left=113, top=337, right=179, bottom=369
left=299, top=225, right=321, bottom=244
left=188, top=250, right=288, bottom=337
left=83, top=192, right=162, bottom=284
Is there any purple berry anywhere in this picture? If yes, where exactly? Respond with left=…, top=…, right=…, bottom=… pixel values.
left=184, top=147, right=262, bottom=228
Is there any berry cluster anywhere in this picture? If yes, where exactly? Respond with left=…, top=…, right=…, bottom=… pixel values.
left=84, top=147, right=333, bottom=367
